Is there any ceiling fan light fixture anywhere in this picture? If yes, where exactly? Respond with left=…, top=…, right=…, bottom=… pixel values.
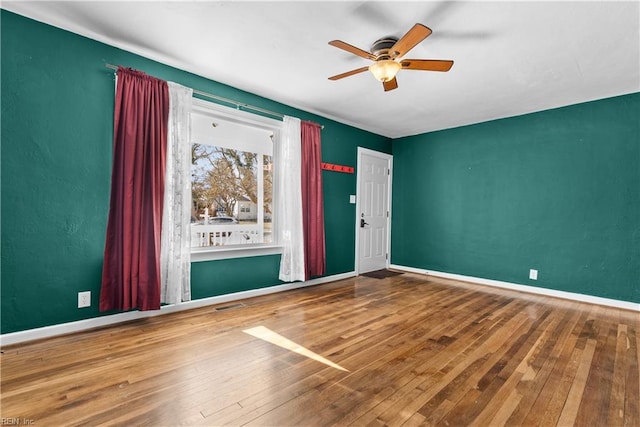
left=368, top=60, right=401, bottom=82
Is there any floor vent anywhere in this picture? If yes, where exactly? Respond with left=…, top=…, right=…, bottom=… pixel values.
left=214, top=303, right=246, bottom=312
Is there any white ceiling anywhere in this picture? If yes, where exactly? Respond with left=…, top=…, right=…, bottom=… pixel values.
left=3, top=1, right=639, bottom=138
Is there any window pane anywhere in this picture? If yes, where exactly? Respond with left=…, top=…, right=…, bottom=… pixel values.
left=191, top=143, right=272, bottom=247
left=264, top=155, right=273, bottom=244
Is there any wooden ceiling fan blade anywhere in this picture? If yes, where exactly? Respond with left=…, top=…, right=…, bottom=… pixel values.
left=401, top=59, right=454, bottom=72
left=328, top=66, right=369, bottom=81
left=329, top=40, right=376, bottom=61
left=390, top=23, right=432, bottom=59
left=383, top=77, right=398, bottom=91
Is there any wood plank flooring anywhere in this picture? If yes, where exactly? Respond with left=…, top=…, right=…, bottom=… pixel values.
left=1, top=272, right=639, bottom=426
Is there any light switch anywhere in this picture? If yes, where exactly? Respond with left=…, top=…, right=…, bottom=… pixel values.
left=349, top=195, right=356, bottom=204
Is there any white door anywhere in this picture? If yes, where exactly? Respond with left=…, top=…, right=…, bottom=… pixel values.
left=356, top=148, right=392, bottom=274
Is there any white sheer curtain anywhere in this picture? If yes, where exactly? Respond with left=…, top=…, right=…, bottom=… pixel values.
left=275, top=116, right=305, bottom=282
left=160, top=82, right=193, bottom=304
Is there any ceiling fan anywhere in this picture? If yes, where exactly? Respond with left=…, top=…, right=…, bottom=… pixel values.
left=328, top=23, right=453, bottom=92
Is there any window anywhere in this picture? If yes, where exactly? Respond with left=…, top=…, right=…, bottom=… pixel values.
left=190, top=99, right=281, bottom=258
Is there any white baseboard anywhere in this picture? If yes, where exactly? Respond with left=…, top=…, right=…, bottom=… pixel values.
left=390, top=264, right=640, bottom=312
left=0, top=271, right=356, bottom=346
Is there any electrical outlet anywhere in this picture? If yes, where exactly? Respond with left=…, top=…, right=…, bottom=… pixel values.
left=529, top=269, right=538, bottom=280
left=78, top=291, right=91, bottom=308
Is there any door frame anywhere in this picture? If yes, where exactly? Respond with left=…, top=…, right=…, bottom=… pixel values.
left=354, top=147, right=393, bottom=275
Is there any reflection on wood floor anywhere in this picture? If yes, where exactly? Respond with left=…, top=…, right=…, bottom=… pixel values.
left=1, top=272, right=638, bottom=426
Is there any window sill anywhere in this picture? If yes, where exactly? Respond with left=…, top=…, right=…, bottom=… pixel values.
left=190, top=244, right=282, bottom=262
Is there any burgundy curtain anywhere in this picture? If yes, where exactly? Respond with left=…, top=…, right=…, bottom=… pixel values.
left=100, top=67, right=169, bottom=312
left=301, top=121, right=326, bottom=280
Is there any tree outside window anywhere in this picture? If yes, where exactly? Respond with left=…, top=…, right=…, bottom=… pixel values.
left=191, top=143, right=273, bottom=246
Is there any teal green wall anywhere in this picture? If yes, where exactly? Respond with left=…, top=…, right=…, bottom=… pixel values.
left=392, top=93, right=640, bottom=303
left=0, top=11, right=391, bottom=333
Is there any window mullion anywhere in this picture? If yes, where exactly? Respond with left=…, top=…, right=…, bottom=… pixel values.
left=257, top=153, right=264, bottom=243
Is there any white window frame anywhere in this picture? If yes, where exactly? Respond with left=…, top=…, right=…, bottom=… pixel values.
left=190, top=98, right=282, bottom=262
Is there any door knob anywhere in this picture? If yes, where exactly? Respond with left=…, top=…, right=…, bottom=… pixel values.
left=360, top=218, right=369, bottom=228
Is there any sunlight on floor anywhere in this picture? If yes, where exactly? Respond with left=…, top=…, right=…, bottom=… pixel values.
left=243, top=325, right=349, bottom=372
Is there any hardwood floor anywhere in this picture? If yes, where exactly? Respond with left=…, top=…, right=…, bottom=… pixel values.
left=1, top=272, right=638, bottom=426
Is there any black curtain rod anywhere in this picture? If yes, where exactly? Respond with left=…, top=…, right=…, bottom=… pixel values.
left=105, top=63, right=323, bottom=129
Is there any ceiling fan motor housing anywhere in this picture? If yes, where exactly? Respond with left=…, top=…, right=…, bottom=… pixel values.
left=371, top=37, right=399, bottom=60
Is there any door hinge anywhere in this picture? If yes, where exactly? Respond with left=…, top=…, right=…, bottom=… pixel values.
left=385, top=253, right=389, bottom=260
